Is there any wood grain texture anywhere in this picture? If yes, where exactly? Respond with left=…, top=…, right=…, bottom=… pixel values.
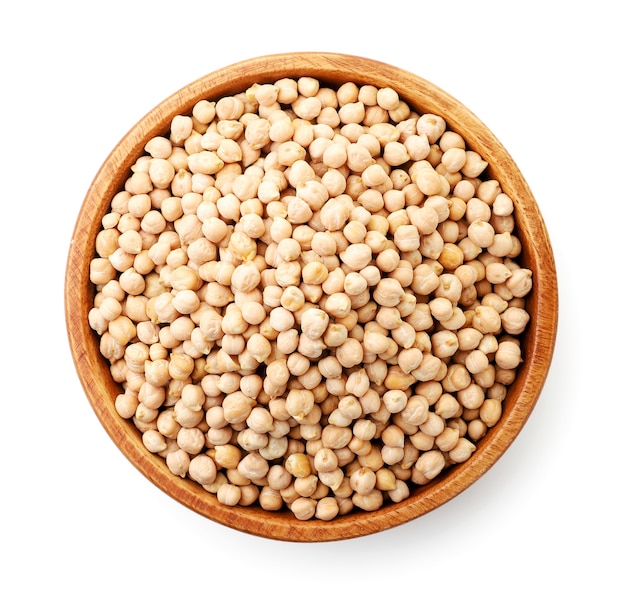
left=65, top=52, right=558, bottom=542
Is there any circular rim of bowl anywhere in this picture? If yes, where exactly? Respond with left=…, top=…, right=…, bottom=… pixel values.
left=65, top=52, right=558, bottom=542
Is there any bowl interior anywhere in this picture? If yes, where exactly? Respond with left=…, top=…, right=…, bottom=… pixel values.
left=65, top=52, right=558, bottom=542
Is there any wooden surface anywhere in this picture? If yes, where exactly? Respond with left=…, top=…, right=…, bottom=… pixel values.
left=64, top=52, right=558, bottom=542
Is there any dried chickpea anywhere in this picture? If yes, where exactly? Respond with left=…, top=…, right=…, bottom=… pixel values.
left=89, top=75, right=534, bottom=522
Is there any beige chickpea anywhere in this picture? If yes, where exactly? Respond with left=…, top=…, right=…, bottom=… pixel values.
left=441, top=147, right=467, bottom=173
left=238, top=301, right=265, bottom=326
left=222, top=391, right=254, bottom=424
left=343, top=272, right=368, bottom=297
left=393, top=224, right=420, bottom=252
left=90, top=257, right=117, bottom=286
left=480, top=398, right=503, bottom=427
left=402, top=130, right=430, bottom=161
left=419, top=411, right=445, bottom=437
left=202, top=217, right=229, bottom=244
left=371, top=278, right=403, bottom=308
left=138, top=381, right=166, bottom=411
left=299, top=261, right=326, bottom=285
left=487, top=232, right=514, bottom=257
left=153, top=406, right=179, bottom=439
left=334, top=396, right=360, bottom=422
left=268, top=306, right=295, bottom=332
left=411, top=264, right=440, bottom=296
left=165, top=448, right=191, bottom=478
left=298, top=180, right=330, bottom=213
left=293, top=474, right=320, bottom=498
left=463, top=348, right=489, bottom=374
left=311, top=448, right=337, bottom=474
left=265, top=465, right=292, bottom=493
left=95, top=227, right=121, bottom=258
left=319, top=198, right=350, bottom=232
left=309, top=135, right=333, bottom=161
left=322, top=141, right=349, bottom=169
left=322, top=268, right=346, bottom=296
left=172, top=390, right=204, bottom=426
left=448, top=327, right=483, bottom=351
left=374, top=250, right=399, bottom=276
left=397, top=348, right=423, bottom=374
left=258, top=486, right=284, bottom=511
left=410, top=207, right=440, bottom=238
left=478, top=334, right=499, bottom=356
left=288, top=497, right=315, bottom=521
left=277, top=286, right=304, bottom=313
left=410, top=160, right=443, bottom=196
left=285, top=353, right=309, bottom=377
left=310, top=231, right=337, bottom=257
left=323, top=292, right=352, bottom=319
left=413, top=450, right=446, bottom=484
left=349, top=467, right=377, bottom=496
left=97, top=296, right=123, bottom=324
left=274, top=236, right=301, bottom=263
left=454, top=264, right=478, bottom=290
left=335, top=338, right=364, bottom=369
left=283, top=389, right=313, bottom=423
left=382, top=390, right=408, bottom=414
left=472, top=305, right=502, bottom=334
left=211, top=445, right=242, bottom=471
left=274, top=329, right=298, bottom=355
left=342, top=219, right=366, bottom=245
left=298, top=333, right=326, bottom=359
left=221, top=304, right=248, bottom=335
left=454, top=152, right=483, bottom=184
left=363, top=230, right=388, bottom=256
left=457, top=383, right=486, bottom=410
left=428, top=393, right=461, bottom=420
left=465, top=197, right=492, bottom=224
left=492, top=192, right=514, bottom=216
left=177, top=427, right=206, bottom=454
left=338, top=243, right=371, bottom=272
left=350, top=489, right=383, bottom=512
left=448, top=438, right=477, bottom=463
left=486, top=383, right=507, bottom=403
left=313, top=497, right=338, bottom=521
left=506, top=268, right=533, bottom=298
left=142, top=429, right=168, bottom=454
left=283, top=452, right=311, bottom=480
left=106, top=315, right=136, bottom=347
left=467, top=220, right=495, bottom=248
left=263, top=359, right=290, bottom=390
left=216, top=483, right=242, bottom=507
left=433, top=275, right=462, bottom=305
left=328, top=408, right=352, bottom=429
left=495, top=340, right=522, bottom=369
left=350, top=419, right=375, bottom=444
left=384, top=479, right=409, bottom=504
left=485, top=262, right=512, bottom=285
left=383, top=141, right=410, bottom=167
left=237, top=452, right=270, bottom=481
left=86, top=78, right=538, bottom=520
left=298, top=307, right=328, bottom=339
left=434, top=426, right=460, bottom=452
left=115, top=392, right=139, bottom=419
left=500, top=306, right=530, bottom=335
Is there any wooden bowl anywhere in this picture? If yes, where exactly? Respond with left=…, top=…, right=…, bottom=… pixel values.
left=65, top=52, right=558, bottom=542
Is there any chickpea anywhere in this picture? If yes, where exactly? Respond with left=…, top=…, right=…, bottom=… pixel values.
left=88, top=77, right=535, bottom=521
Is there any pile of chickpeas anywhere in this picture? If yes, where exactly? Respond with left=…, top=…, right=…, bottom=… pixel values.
left=88, top=76, right=533, bottom=521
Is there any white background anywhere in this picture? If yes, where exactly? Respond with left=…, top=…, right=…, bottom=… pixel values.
left=2, top=1, right=623, bottom=587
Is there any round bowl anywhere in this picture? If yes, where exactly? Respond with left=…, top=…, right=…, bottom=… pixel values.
left=65, top=52, right=558, bottom=542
